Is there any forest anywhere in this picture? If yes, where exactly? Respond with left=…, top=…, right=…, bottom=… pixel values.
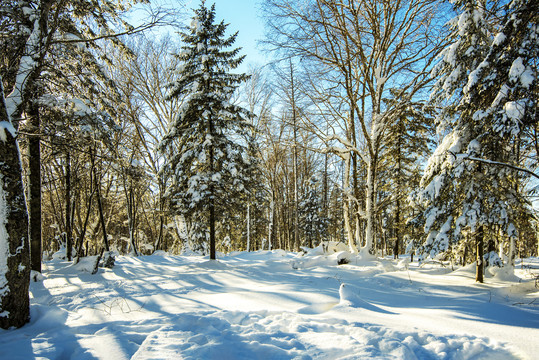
left=0, top=0, right=537, bottom=332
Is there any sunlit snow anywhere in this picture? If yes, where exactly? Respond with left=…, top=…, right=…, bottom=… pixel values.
left=1, top=250, right=537, bottom=359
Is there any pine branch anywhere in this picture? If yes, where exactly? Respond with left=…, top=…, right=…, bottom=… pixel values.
left=449, top=151, right=539, bottom=180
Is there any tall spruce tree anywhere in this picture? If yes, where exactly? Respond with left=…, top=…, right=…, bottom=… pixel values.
left=419, top=0, right=537, bottom=282
left=382, top=90, right=434, bottom=258
left=160, top=1, right=253, bottom=260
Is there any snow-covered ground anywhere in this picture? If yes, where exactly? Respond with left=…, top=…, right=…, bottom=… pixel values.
left=1, top=250, right=538, bottom=359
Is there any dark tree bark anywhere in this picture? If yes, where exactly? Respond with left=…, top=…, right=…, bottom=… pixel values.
left=155, top=214, right=164, bottom=252
left=209, top=115, right=216, bottom=260
left=476, top=226, right=484, bottom=283
left=65, top=151, right=72, bottom=260
left=27, top=103, right=41, bottom=272
left=94, top=166, right=109, bottom=252
left=0, top=85, right=30, bottom=329
left=75, top=159, right=95, bottom=258
left=394, top=133, right=403, bottom=260
left=394, top=197, right=400, bottom=260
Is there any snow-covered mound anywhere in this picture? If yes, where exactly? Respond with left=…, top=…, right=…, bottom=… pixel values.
left=339, top=282, right=362, bottom=306
left=292, top=242, right=354, bottom=269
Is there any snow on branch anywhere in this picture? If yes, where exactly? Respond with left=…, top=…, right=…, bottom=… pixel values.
left=0, top=122, right=16, bottom=143
left=323, top=134, right=366, bottom=162
left=5, top=12, right=42, bottom=122
left=448, top=151, right=539, bottom=180
left=0, top=76, right=15, bottom=143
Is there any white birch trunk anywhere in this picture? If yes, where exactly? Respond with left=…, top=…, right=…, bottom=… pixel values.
left=342, top=156, right=357, bottom=253
left=509, top=235, right=515, bottom=266
left=362, top=159, right=376, bottom=256
left=174, top=215, right=188, bottom=253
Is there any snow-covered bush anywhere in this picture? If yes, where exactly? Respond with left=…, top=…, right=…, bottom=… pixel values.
left=293, top=242, right=352, bottom=269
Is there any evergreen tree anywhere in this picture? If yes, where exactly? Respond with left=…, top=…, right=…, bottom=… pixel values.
left=419, top=0, right=537, bottom=282
left=160, top=1, right=253, bottom=260
left=382, top=90, right=434, bottom=258
left=299, top=176, right=329, bottom=249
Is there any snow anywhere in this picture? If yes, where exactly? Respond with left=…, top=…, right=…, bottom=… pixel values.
left=191, top=18, right=200, bottom=31
left=1, top=251, right=538, bottom=359
left=72, top=256, right=101, bottom=274
left=504, top=100, right=525, bottom=121
left=492, top=33, right=506, bottom=46
left=502, top=49, right=531, bottom=105
left=509, top=57, right=526, bottom=82
left=443, top=42, right=459, bottom=67
left=0, top=121, right=16, bottom=142
left=519, top=68, right=535, bottom=89
left=6, top=17, right=41, bottom=120
left=457, top=11, right=471, bottom=36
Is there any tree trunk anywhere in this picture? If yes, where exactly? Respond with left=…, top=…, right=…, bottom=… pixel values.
left=154, top=182, right=166, bottom=252
left=155, top=214, right=164, bottom=252
left=209, top=119, right=216, bottom=260
left=0, top=91, right=30, bottom=329
left=323, top=152, right=328, bottom=219
left=209, top=197, right=216, bottom=259
left=27, top=104, right=41, bottom=272
left=268, top=196, right=274, bottom=250
left=75, top=188, right=94, bottom=258
left=394, top=197, right=400, bottom=259
left=65, top=151, right=72, bottom=261
left=394, top=139, right=402, bottom=260
left=362, top=158, right=376, bottom=255
left=93, top=163, right=109, bottom=252
left=291, top=67, right=300, bottom=252
left=75, top=155, right=96, bottom=257
left=342, top=156, right=357, bottom=253
left=509, top=234, right=515, bottom=266
left=125, top=186, right=139, bottom=255
left=246, top=204, right=251, bottom=252
left=476, top=225, right=484, bottom=283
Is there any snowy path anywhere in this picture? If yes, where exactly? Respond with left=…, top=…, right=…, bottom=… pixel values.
left=1, top=251, right=538, bottom=359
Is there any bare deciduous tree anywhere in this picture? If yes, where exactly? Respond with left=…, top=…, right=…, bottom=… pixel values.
left=263, top=0, right=446, bottom=254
